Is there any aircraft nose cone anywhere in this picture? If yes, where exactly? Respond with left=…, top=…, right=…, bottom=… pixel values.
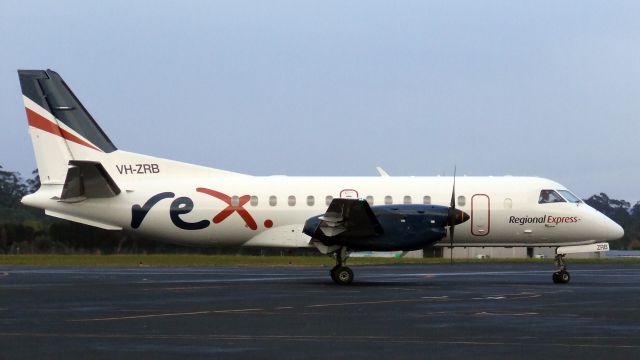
left=608, top=221, right=624, bottom=241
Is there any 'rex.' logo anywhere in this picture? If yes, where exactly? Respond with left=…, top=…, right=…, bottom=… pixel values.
left=196, top=187, right=257, bottom=230
left=131, top=187, right=260, bottom=231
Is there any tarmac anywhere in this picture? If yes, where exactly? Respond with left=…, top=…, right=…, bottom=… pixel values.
left=1, top=262, right=640, bottom=359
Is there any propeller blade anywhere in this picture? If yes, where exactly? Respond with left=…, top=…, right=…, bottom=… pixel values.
left=450, top=167, right=456, bottom=208
left=449, top=224, right=454, bottom=264
left=448, top=167, right=456, bottom=265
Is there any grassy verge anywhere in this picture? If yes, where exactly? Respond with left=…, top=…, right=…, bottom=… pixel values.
left=0, top=254, right=639, bottom=267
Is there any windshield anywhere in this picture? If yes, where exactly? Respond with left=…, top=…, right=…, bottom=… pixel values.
left=557, top=190, right=582, bottom=203
left=539, top=190, right=566, bottom=204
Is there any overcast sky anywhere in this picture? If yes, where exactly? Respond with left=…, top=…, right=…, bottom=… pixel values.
left=1, top=0, right=638, bottom=203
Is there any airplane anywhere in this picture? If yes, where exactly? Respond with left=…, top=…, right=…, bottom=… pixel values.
left=17, top=69, right=624, bottom=285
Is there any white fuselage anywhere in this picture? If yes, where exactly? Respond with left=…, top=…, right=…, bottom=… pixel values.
left=16, top=69, right=625, bottom=286
left=17, top=89, right=623, bottom=250
left=23, top=164, right=624, bottom=249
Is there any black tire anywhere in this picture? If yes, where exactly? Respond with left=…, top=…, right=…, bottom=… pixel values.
left=552, top=271, right=570, bottom=284
left=330, top=266, right=338, bottom=282
left=333, top=266, right=354, bottom=285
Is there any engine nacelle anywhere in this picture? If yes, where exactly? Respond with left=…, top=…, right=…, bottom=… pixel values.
left=304, top=204, right=455, bottom=251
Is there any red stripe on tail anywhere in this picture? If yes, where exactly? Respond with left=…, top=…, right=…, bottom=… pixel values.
left=25, top=107, right=101, bottom=152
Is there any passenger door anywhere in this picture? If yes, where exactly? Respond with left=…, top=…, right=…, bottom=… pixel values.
left=471, top=194, right=490, bottom=236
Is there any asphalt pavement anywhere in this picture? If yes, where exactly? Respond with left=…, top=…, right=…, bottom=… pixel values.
left=1, top=262, right=639, bottom=359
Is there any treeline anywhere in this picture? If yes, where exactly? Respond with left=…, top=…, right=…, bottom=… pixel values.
left=0, top=165, right=639, bottom=253
left=583, top=193, right=640, bottom=249
left=0, top=166, right=250, bottom=254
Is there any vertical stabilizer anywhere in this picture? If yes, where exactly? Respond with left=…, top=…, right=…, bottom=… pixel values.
left=18, top=69, right=117, bottom=184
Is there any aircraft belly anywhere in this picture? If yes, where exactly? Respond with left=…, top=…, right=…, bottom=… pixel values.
left=243, top=224, right=310, bottom=247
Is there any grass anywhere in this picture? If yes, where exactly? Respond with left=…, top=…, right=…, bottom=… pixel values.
left=0, top=254, right=639, bottom=267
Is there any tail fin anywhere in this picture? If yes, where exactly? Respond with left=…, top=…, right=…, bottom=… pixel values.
left=18, top=69, right=116, bottom=185
left=19, top=69, right=247, bottom=186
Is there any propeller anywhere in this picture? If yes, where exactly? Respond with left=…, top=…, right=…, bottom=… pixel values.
left=447, top=167, right=457, bottom=265
left=446, top=167, right=470, bottom=264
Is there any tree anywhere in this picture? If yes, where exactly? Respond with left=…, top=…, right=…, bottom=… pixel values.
left=584, top=193, right=630, bottom=219
left=0, top=165, right=27, bottom=207
left=25, top=169, right=40, bottom=194
left=626, top=202, right=640, bottom=249
left=584, top=193, right=632, bottom=249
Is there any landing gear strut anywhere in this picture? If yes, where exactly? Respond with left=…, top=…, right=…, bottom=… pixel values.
left=552, top=253, right=570, bottom=284
left=330, top=247, right=353, bottom=285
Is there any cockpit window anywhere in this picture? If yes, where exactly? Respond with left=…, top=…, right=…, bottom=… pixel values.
left=539, top=190, right=566, bottom=204
left=557, top=190, right=582, bottom=203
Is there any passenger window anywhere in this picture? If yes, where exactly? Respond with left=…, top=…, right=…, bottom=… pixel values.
left=403, top=196, right=412, bottom=204
left=231, top=195, right=240, bottom=207
left=269, top=195, right=277, bottom=206
left=504, top=198, right=512, bottom=209
left=288, top=195, right=296, bottom=206
left=325, top=195, right=333, bottom=206
left=423, top=196, right=431, bottom=205
left=307, top=195, right=315, bottom=206
left=457, top=196, right=466, bottom=206
left=250, top=195, right=258, bottom=206
left=385, top=195, right=393, bottom=205
left=365, top=195, right=374, bottom=205
left=539, top=190, right=566, bottom=204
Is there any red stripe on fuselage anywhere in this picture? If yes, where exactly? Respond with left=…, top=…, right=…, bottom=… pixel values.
left=25, top=107, right=101, bottom=152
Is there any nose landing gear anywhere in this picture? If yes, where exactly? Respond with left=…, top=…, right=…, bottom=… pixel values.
left=551, top=243, right=611, bottom=284
left=552, top=253, right=570, bottom=284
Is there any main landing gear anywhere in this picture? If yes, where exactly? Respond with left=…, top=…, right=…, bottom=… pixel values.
left=552, top=253, right=570, bottom=284
left=330, top=247, right=353, bottom=285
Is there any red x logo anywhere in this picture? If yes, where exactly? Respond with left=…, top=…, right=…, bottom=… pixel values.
left=196, top=187, right=258, bottom=230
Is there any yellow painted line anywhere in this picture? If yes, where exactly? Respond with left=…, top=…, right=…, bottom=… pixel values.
left=74, top=297, right=451, bottom=321
left=474, top=312, right=539, bottom=316
left=385, top=287, right=418, bottom=291
left=73, top=310, right=211, bottom=321
left=71, top=308, right=263, bottom=322
left=2, top=332, right=640, bottom=349
left=472, top=292, right=541, bottom=300
left=307, top=296, right=447, bottom=308
left=142, top=285, right=228, bottom=291
left=215, top=308, right=263, bottom=314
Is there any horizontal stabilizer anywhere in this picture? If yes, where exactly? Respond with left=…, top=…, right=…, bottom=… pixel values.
left=45, top=210, right=122, bottom=230
left=59, top=161, right=120, bottom=201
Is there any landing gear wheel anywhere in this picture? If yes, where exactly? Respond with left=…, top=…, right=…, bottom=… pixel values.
left=330, top=266, right=339, bottom=283
left=329, top=247, right=354, bottom=285
left=333, top=266, right=354, bottom=285
left=552, top=270, right=570, bottom=284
